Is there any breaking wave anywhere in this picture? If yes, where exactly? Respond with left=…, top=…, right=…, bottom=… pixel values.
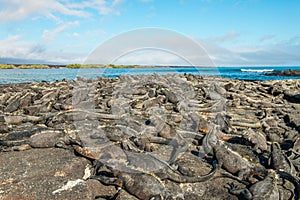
left=241, top=69, right=274, bottom=73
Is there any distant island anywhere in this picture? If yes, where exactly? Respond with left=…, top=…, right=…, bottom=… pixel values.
left=0, top=63, right=146, bottom=69
left=0, top=63, right=219, bottom=69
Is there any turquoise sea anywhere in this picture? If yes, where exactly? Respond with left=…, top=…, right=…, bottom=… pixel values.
left=0, top=66, right=300, bottom=84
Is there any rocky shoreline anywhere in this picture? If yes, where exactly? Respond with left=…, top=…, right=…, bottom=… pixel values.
left=0, top=74, right=299, bottom=199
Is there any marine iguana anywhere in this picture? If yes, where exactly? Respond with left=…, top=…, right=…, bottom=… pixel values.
left=213, top=140, right=267, bottom=181
left=228, top=170, right=280, bottom=200
left=0, top=127, right=78, bottom=151
left=74, top=144, right=217, bottom=183
left=91, top=167, right=173, bottom=200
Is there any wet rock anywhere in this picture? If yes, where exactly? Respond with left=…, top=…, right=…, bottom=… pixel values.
left=284, top=93, right=300, bottom=103
left=267, top=69, right=300, bottom=76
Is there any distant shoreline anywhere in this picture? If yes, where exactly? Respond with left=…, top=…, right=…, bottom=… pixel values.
left=1, top=63, right=300, bottom=69
left=0, top=64, right=189, bottom=69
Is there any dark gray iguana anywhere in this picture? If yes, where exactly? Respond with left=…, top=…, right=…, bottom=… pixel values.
left=91, top=166, right=173, bottom=200
left=228, top=170, right=280, bottom=200
left=74, top=144, right=217, bottom=183
left=213, top=140, right=268, bottom=181
left=73, top=142, right=217, bottom=200
left=0, top=126, right=78, bottom=151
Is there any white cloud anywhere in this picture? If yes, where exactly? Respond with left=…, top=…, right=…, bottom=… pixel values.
left=112, top=0, right=124, bottom=6
left=209, top=30, right=240, bottom=43
left=202, top=38, right=300, bottom=66
left=201, top=40, right=246, bottom=65
left=0, top=0, right=88, bottom=23
left=200, top=31, right=300, bottom=66
left=85, top=28, right=215, bottom=66
left=113, top=49, right=191, bottom=66
left=0, top=35, right=37, bottom=58
left=73, top=32, right=80, bottom=37
left=66, top=0, right=124, bottom=16
left=84, top=28, right=300, bottom=66
left=1, top=31, right=300, bottom=66
left=0, top=0, right=124, bottom=23
left=0, top=35, right=86, bottom=63
left=259, top=34, right=276, bottom=42
left=42, top=21, right=80, bottom=40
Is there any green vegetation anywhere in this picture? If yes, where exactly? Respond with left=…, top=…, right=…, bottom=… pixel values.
left=107, top=64, right=141, bottom=68
left=0, top=64, right=15, bottom=69
left=66, top=64, right=105, bottom=68
left=0, top=63, right=149, bottom=69
left=0, top=64, right=49, bottom=69
left=66, top=63, right=83, bottom=68
left=66, top=64, right=141, bottom=68
left=19, top=64, right=49, bottom=69
left=83, top=64, right=104, bottom=68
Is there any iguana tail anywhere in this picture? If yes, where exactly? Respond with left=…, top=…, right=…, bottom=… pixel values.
left=164, top=160, right=217, bottom=183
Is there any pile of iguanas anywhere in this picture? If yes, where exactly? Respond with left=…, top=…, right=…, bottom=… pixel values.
left=0, top=74, right=299, bottom=199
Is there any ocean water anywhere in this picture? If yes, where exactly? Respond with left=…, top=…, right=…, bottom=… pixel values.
left=0, top=66, right=300, bottom=84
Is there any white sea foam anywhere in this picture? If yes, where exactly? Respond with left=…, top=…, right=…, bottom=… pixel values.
left=241, top=69, right=274, bottom=73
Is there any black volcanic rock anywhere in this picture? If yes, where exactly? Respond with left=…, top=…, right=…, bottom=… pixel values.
left=284, top=93, right=300, bottom=103
left=266, top=69, right=300, bottom=76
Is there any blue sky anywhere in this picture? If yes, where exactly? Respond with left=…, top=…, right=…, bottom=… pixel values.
left=0, top=0, right=299, bottom=66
